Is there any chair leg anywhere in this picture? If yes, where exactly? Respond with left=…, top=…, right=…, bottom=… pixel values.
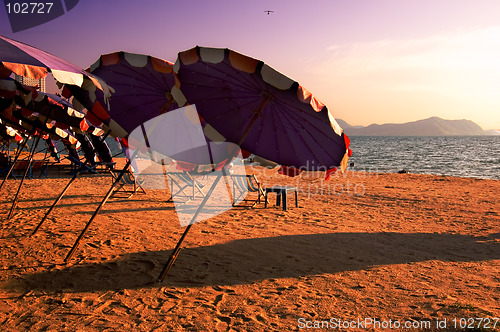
left=251, top=198, right=259, bottom=208
left=38, top=163, right=49, bottom=178
left=138, top=182, right=146, bottom=194
left=259, top=187, right=270, bottom=205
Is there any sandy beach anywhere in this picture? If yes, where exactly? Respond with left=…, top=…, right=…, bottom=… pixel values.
left=0, top=160, right=498, bottom=331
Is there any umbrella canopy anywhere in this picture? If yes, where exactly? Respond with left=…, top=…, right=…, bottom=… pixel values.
left=64, top=51, right=184, bottom=137
left=0, top=34, right=110, bottom=95
left=18, top=92, right=93, bottom=133
left=0, top=121, right=23, bottom=143
left=154, top=47, right=351, bottom=281
left=0, top=77, right=97, bottom=138
left=0, top=105, right=79, bottom=146
left=173, top=46, right=350, bottom=172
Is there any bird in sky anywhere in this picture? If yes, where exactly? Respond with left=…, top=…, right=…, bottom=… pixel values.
left=264, top=10, right=274, bottom=15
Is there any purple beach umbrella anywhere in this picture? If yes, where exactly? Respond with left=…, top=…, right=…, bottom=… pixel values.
left=64, top=51, right=183, bottom=138
left=155, top=46, right=351, bottom=281
left=173, top=46, right=350, bottom=172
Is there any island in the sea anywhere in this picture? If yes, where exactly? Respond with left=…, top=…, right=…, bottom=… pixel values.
left=337, top=117, right=500, bottom=136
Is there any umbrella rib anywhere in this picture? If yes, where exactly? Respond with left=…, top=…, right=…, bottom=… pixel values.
left=273, top=94, right=346, bottom=151
left=207, top=61, right=261, bottom=91
left=203, top=98, right=258, bottom=124
left=276, top=103, right=343, bottom=166
left=181, top=80, right=261, bottom=100
left=112, top=98, right=167, bottom=117
left=184, top=61, right=263, bottom=96
left=270, top=101, right=301, bottom=166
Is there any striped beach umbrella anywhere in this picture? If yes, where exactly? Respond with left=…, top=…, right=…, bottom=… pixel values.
left=0, top=34, right=111, bottom=96
left=173, top=46, right=350, bottom=173
left=156, top=46, right=351, bottom=280
left=64, top=51, right=183, bottom=137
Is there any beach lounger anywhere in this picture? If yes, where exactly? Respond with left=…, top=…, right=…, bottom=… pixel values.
left=65, top=155, right=98, bottom=175
left=95, top=161, right=116, bottom=173
left=11, top=159, right=31, bottom=179
left=166, top=171, right=206, bottom=203
left=109, top=167, right=146, bottom=199
left=30, top=159, right=49, bottom=178
left=231, top=174, right=267, bottom=207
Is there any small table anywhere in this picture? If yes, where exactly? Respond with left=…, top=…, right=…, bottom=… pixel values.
left=264, top=186, right=298, bottom=211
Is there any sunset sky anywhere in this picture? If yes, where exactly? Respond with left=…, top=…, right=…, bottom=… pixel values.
left=1, top=0, right=499, bottom=129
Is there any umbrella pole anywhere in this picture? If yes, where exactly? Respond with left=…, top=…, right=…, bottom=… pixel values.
left=31, top=130, right=112, bottom=235
left=157, top=171, right=224, bottom=282
left=7, top=134, right=41, bottom=219
left=0, top=134, right=31, bottom=191
left=157, top=98, right=270, bottom=281
left=31, top=171, right=79, bottom=235
left=64, top=159, right=132, bottom=263
left=64, top=121, right=166, bottom=263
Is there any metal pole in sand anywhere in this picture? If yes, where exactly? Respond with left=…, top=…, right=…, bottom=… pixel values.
left=31, top=130, right=112, bottom=235
left=0, top=132, right=32, bottom=191
left=63, top=121, right=162, bottom=263
left=7, top=134, right=41, bottom=219
left=63, top=158, right=132, bottom=263
left=157, top=98, right=269, bottom=281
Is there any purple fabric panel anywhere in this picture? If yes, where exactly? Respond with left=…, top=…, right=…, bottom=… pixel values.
left=89, top=52, right=177, bottom=134
left=176, top=47, right=346, bottom=170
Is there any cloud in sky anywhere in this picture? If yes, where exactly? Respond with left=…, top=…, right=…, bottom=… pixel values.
left=307, top=27, right=500, bottom=129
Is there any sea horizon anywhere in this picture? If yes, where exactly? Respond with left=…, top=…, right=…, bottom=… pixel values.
left=348, top=135, right=500, bottom=180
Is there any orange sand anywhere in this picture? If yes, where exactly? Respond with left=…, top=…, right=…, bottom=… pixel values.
left=0, top=160, right=498, bottom=331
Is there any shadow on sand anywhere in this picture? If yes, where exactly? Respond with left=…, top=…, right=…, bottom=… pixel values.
left=4, top=232, right=499, bottom=293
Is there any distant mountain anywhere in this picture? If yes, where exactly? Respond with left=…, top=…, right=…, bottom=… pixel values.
left=339, top=117, right=488, bottom=136
left=336, top=119, right=363, bottom=129
left=336, top=119, right=352, bottom=129
left=486, top=129, right=500, bottom=136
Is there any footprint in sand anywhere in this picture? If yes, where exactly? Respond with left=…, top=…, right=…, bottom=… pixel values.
left=216, top=315, right=232, bottom=324
left=231, top=312, right=254, bottom=323
left=210, top=293, right=234, bottom=328
left=212, top=285, right=236, bottom=294
left=103, top=262, right=119, bottom=270
left=162, top=288, right=186, bottom=300
left=127, top=259, right=156, bottom=273
left=213, top=293, right=225, bottom=306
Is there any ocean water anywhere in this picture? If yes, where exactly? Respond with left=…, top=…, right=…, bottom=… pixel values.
left=50, top=136, right=499, bottom=180
left=348, top=136, right=500, bottom=180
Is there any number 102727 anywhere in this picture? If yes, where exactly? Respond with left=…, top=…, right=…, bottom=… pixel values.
left=5, top=2, right=53, bottom=14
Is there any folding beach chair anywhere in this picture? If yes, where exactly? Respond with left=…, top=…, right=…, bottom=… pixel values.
left=231, top=174, right=267, bottom=207
left=109, top=167, right=146, bottom=199
left=11, top=159, right=31, bottom=179
left=65, top=154, right=98, bottom=175
left=30, top=159, right=49, bottom=178
left=166, top=171, right=206, bottom=203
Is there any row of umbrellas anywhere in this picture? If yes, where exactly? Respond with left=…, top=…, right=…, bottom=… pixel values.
left=1, top=34, right=351, bottom=281
left=0, top=34, right=111, bottom=158
left=0, top=76, right=98, bottom=143
left=0, top=35, right=116, bottom=220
